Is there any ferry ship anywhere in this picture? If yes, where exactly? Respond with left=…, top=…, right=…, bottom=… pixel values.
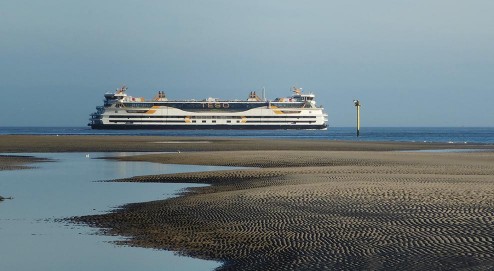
left=89, top=86, right=328, bottom=130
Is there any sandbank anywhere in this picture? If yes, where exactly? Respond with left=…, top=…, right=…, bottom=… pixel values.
left=0, top=155, right=49, bottom=171
left=2, top=135, right=494, bottom=270
left=75, top=148, right=494, bottom=270
left=1, top=134, right=493, bottom=153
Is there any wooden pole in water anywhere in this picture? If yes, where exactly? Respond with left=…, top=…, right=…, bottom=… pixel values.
left=354, top=100, right=361, bottom=137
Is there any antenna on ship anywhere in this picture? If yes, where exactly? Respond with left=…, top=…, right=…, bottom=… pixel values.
left=262, top=87, right=266, bottom=101
left=292, top=86, right=302, bottom=95
left=117, top=85, right=127, bottom=94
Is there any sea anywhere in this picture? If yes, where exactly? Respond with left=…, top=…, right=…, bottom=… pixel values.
left=1, top=126, right=493, bottom=144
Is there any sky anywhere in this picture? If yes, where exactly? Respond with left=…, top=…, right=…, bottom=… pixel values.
left=1, top=0, right=493, bottom=127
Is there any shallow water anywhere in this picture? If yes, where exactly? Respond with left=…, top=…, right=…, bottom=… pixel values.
left=0, top=152, right=227, bottom=271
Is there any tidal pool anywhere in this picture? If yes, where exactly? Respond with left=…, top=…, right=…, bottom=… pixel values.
left=0, top=152, right=227, bottom=271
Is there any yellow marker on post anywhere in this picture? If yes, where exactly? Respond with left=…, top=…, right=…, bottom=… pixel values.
left=353, top=100, right=361, bottom=137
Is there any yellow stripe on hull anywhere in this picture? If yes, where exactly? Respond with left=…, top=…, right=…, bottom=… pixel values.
left=145, top=106, right=160, bottom=114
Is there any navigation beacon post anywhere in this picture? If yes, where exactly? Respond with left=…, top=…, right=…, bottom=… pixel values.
left=353, top=100, right=361, bottom=137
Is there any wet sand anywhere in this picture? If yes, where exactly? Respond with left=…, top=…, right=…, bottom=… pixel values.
left=80, top=151, right=494, bottom=270
left=2, top=135, right=494, bottom=270
left=0, top=155, right=49, bottom=171
left=1, top=135, right=493, bottom=153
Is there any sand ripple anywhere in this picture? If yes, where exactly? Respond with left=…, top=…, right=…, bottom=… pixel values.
left=0, top=155, right=48, bottom=171
left=72, top=151, right=494, bottom=270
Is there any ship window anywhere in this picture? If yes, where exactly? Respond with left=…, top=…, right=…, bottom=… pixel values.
left=227, top=120, right=231, bottom=123
left=212, top=120, right=216, bottom=123
left=192, top=120, right=196, bottom=123
left=236, top=120, right=240, bottom=123
left=202, top=120, right=206, bottom=123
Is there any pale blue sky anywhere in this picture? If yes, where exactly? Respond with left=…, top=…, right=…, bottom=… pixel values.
left=1, top=0, right=493, bottom=127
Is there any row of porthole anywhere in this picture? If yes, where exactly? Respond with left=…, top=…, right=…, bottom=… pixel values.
left=191, top=120, right=241, bottom=123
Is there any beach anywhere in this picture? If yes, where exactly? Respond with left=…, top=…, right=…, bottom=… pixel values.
left=2, top=135, right=494, bottom=270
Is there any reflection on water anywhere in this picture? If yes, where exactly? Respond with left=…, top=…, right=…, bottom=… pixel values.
left=0, top=153, right=225, bottom=271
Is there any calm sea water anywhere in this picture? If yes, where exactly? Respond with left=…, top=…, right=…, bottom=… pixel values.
left=0, top=153, right=227, bottom=271
left=1, top=126, right=493, bottom=144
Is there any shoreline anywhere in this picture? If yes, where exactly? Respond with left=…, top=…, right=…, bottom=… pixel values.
left=1, top=135, right=493, bottom=153
left=2, top=135, right=494, bottom=270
